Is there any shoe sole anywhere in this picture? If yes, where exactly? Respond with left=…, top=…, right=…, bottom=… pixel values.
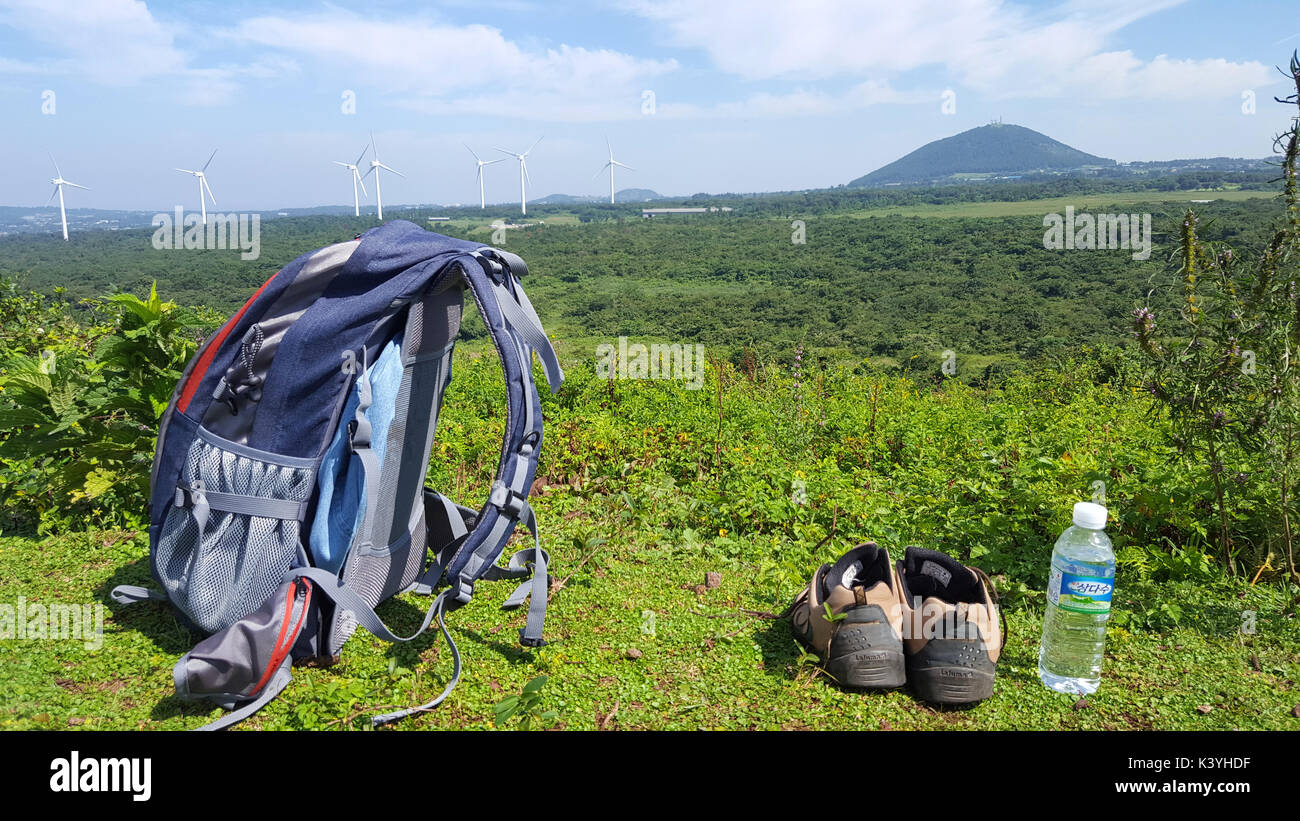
left=826, top=615, right=906, bottom=690
left=907, top=656, right=996, bottom=705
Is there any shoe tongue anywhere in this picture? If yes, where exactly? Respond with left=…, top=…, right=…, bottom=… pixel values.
left=856, top=579, right=897, bottom=609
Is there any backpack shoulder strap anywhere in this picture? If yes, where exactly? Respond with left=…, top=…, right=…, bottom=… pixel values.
left=293, top=246, right=561, bottom=644
left=436, top=248, right=561, bottom=643
left=289, top=245, right=562, bottom=726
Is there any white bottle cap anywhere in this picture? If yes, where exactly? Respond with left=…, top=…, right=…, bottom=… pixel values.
left=1073, top=501, right=1107, bottom=530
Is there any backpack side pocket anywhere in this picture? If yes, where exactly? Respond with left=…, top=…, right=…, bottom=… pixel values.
left=154, top=428, right=316, bottom=633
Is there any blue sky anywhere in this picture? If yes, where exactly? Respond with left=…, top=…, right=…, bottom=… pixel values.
left=0, top=0, right=1296, bottom=210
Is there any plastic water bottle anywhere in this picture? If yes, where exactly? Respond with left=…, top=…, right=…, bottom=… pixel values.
left=1038, top=502, right=1115, bottom=695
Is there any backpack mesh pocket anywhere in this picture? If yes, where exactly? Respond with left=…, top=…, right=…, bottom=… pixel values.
left=154, top=430, right=316, bottom=633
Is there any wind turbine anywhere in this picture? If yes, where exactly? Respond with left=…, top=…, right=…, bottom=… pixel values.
left=47, top=155, right=88, bottom=242
left=362, top=132, right=403, bottom=220
left=495, top=136, right=542, bottom=215
left=465, top=144, right=504, bottom=209
left=175, top=149, right=218, bottom=225
left=334, top=144, right=370, bottom=217
left=596, top=137, right=634, bottom=204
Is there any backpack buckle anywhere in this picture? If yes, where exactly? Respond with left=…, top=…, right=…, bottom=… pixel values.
left=489, top=481, right=526, bottom=518
left=450, top=577, right=474, bottom=606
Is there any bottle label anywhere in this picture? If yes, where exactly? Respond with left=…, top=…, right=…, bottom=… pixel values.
left=1048, top=567, right=1114, bottom=614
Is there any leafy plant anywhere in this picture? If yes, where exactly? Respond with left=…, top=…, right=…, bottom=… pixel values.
left=0, top=282, right=213, bottom=532
left=492, top=675, right=559, bottom=730
left=1132, top=54, right=1300, bottom=579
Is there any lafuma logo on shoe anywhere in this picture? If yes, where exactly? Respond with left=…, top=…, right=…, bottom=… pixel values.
left=49, top=751, right=151, bottom=802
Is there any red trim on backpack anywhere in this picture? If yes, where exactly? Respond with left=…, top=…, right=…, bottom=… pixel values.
left=252, top=579, right=313, bottom=696
left=176, top=272, right=279, bottom=413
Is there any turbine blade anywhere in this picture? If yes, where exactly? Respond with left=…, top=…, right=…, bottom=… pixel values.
left=613, top=161, right=634, bottom=170
left=64, top=181, right=89, bottom=190
left=485, top=157, right=505, bottom=166
left=334, top=160, right=352, bottom=168
left=523, top=135, right=543, bottom=156
left=493, top=147, right=515, bottom=157
left=593, top=163, right=610, bottom=179
left=354, top=144, right=370, bottom=167
left=201, top=149, right=218, bottom=172
left=356, top=171, right=367, bottom=197
left=203, top=177, right=216, bottom=206
left=49, top=153, right=62, bottom=178
left=176, top=168, right=196, bottom=174
left=465, top=143, right=481, bottom=163
left=362, top=165, right=376, bottom=180
left=46, top=185, right=58, bottom=205
left=378, top=162, right=404, bottom=177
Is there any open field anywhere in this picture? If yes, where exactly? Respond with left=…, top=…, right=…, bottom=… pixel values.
left=843, top=189, right=1278, bottom=219
left=3, top=358, right=1298, bottom=730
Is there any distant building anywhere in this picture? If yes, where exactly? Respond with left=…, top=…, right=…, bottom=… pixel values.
left=428, top=216, right=450, bottom=221
left=641, top=206, right=732, bottom=218
left=642, top=207, right=707, bottom=217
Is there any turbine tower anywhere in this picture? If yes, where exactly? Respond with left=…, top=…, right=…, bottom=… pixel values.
left=465, top=144, right=504, bottom=209
left=495, top=136, right=542, bottom=215
left=334, top=144, right=371, bottom=217
left=175, top=149, right=218, bottom=225
left=47, top=155, right=88, bottom=242
left=362, top=132, right=403, bottom=220
left=597, top=138, right=634, bottom=204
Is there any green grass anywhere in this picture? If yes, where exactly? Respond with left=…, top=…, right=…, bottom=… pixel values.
left=4, top=255, right=1298, bottom=731
left=842, top=189, right=1276, bottom=219
left=2, top=529, right=1297, bottom=730
left=3, top=351, right=1298, bottom=731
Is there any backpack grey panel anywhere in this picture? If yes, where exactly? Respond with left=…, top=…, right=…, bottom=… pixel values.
left=174, top=577, right=312, bottom=729
left=329, top=281, right=464, bottom=656
left=154, top=428, right=315, bottom=633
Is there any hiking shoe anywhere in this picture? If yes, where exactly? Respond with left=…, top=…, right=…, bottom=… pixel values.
left=896, top=547, right=1005, bottom=705
left=789, top=543, right=906, bottom=689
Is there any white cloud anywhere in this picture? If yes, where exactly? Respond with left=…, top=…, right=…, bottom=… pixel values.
left=624, top=0, right=1274, bottom=101
left=0, top=0, right=185, bottom=84
left=658, top=80, right=905, bottom=120
left=176, top=57, right=301, bottom=107
left=227, top=13, right=676, bottom=115
left=0, top=55, right=43, bottom=74
left=1073, top=53, right=1275, bottom=100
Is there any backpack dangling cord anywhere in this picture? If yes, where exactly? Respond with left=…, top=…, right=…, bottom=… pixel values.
left=369, top=591, right=462, bottom=727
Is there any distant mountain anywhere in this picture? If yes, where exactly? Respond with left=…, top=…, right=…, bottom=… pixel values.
left=612, top=188, right=661, bottom=202
left=532, top=188, right=662, bottom=205
left=849, top=123, right=1115, bottom=187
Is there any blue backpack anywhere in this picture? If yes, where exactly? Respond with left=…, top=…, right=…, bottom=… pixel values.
left=111, top=220, right=563, bottom=729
